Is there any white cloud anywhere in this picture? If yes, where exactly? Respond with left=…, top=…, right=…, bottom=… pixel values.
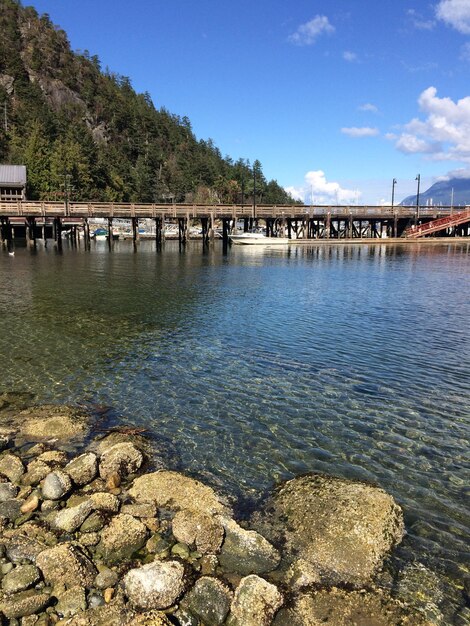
left=343, top=51, right=358, bottom=62
left=393, top=86, right=470, bottom=161
left=436, top=0, right=470, bottom=33
left=406, top=8, right=435, bottom=30
left=341, top=126, right=379, bottom=137
left=359, top=103, right=379, bottom=113
left=288, top=15, right=335, bottom=45
left=284, top=170, right=360, bottom=204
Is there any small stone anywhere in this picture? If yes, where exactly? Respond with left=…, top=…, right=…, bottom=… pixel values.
left=36, top=543, right=97, bottom=588
left=143, top=517, right=160, bottom=533
left=37, top=451, right=68, bottom=466
left=0, top=482, right=18, bottom=501
left=123, top=560, right=186, bottom=610
left=94, top=568, right=118, bottom=590
left=20, top=494, right=40, bottom=514
left=106, top=472, right=121, bottom=490
left=64, top=453, right=98, bottom=487
left=146, top=535, right=170, bottom=557
left=79, top=532, right=100, bottom=547
left=0, top=589, right=50, bottom=619
left=41, top=500, right=60, bottom=514
left=41, top=471, right=72, bottom=501
left=182, top=576, right=233, bottom=626
left=2, top=561, right=14, bottom=574
left=0, top=454, right=25, bottom=483
left=99, top=443, right=143, bottom=480
left=200, top=554, right=218, bottom=576
left=53, top=501, right=93, bottom=533
left=0, top=498, right=23, bottom=520
left=226, top=575, right=283, bottom=626
left=171, top=542, right=190, bottom=559
left=89, top=492, right=119, bottom=513
left=2, top=564, right=41, bottom=593
left=0, top=434, right=11, bottom=451
left=103, top=587, right=114, bottom=603
left=88, top=592, right=105, bottom=608
left=55, top=586, right=86, bottom=617
left=172, top=509, right=224, bottom=555
left=97, top=514, right=148, bottom=562
left=22, top=461, right=52, bottom=486
left=80, top=511, right=105, bottom=533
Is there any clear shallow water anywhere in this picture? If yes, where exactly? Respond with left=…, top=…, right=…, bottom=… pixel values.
left=0, top=240, right=469, bottom=613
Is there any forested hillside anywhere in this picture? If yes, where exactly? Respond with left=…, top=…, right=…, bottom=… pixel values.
left=0, top=0, right=296, bottom=204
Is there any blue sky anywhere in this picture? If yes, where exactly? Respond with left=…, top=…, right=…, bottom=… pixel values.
left=29, top=0, right=470, bottom=204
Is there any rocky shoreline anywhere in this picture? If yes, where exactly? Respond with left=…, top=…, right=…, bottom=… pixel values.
left=0, top=402, right=462, bottom=625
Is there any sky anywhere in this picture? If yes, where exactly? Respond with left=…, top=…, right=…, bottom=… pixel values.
left=28, top=0, right=470, bottom=204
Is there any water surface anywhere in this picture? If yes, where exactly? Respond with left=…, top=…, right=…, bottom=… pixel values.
left=0, top=240, right=469, bottom=616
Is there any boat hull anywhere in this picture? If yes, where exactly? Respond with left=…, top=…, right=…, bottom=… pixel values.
left=229, top=234, right=289, bottom=245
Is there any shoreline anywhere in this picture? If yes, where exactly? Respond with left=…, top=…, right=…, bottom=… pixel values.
left=0, top=402, right=464, bottom=625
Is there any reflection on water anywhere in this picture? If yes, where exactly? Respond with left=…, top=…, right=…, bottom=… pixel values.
left=0, top=240, right=469, bottom=617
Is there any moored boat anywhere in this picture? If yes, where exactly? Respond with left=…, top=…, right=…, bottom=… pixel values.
left=229, top=232, right=289, bottom=245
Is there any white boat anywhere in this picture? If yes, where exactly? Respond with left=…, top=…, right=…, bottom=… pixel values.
left=229, top=232, right=289, bottom=245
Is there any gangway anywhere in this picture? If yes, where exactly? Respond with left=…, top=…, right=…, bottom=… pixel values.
left=405, top=208, right=470, bottom=238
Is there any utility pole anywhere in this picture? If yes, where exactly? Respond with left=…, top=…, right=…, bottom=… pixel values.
left=451, top=187, right=454, bottom=215
left=415, top=174, right=420, bottom=225
left=252, top=165, right=256, bottom=220
left=391, top=178, right=397, bottom=211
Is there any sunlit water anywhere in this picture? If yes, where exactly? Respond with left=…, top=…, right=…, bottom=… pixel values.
left=0, top=239, right=469, bottom=618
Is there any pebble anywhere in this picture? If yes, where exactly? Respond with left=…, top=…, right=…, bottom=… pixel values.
left=41, top=471, right=72, bottom=501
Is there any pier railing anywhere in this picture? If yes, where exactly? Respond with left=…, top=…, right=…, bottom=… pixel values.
left=0, top=201, right=457, bottom=220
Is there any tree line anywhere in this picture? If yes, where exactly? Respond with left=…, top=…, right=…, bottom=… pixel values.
left=0, top=0, right=298, bottom=205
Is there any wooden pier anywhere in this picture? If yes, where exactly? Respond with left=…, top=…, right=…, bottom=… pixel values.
left=0, top=200, right=469, bottom=247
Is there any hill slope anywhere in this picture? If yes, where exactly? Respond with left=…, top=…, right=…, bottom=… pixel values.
left=401, top=177, right=470, bottom=207
left=0, top=0, right=295, bottom=204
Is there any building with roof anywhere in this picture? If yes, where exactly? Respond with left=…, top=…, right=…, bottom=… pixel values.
left=0, top=165, right=26, bottom=201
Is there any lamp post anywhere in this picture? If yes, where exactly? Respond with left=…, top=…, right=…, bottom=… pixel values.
left=252, top=165, right=256, bottom=220
left=415, top=174, right=420, bottom=225
left=391, top=178, right=397, bottom=210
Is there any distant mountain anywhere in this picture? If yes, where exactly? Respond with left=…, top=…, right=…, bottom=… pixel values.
left=401, top=177, right=470, bottom=207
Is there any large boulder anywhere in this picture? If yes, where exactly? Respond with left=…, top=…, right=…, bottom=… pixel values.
left=172, top=509, right=224, bottom=554
left=181, top=576, right=233, bottom=626
left=36, top=542, right=97, bottom=588
left=124, top=560, right=186, bottom=610
left=18, top=405, right=89, bottom=441
left=226, top=575, right=283, bottom=626
left=272, top=588, right=431, bottom=626
left=98, top=442, right=143, bottom=480
left=218, top=517, right=280, bottom=575
left=128, top=470, right=230, bottom=516
left=252, top=474, right=404, bottom=587
left=97, top=514, right=148, bottom=562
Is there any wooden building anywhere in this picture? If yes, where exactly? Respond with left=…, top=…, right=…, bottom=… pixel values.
left=0, top=165, right=26, bottom=201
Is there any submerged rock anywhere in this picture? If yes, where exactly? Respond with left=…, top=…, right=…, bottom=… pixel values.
left=395, top=562, right=444, bottom=624
left=129, top=470, right=231, bottom=516
left=226, top=574, right=283, bottom=626
left=272, top=588, right=430, bottom=626
left=219, top=517, right=280, bottom=575
left=252, top=473, right=404, bottom=587
left=124, top=560, right=186, bottom=610
left=18, top=404, right=90, bottom=441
